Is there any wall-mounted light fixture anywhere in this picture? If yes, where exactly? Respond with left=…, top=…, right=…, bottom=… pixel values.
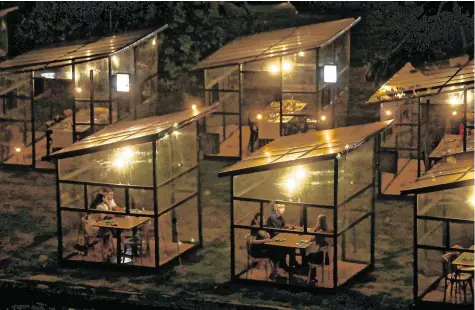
left=40, top=72, right=55, bottom=79
left=116, top=73, right=130, bottom=92
left=323, top=64, right=338, bottom=83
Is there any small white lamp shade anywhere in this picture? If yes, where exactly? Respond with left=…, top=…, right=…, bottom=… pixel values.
left=116, top=73, right=130, bottom=92
left=323, top=64, right=338, bottom=83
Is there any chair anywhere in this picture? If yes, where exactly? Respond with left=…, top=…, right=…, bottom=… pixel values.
left=80, top=215, right=114, bottom=261
left=244, top=234, right=270, bottom=280
left=307, top=246, right=330, bottom=284
left=442, top=253, right=473, bottom=303
left=122, top=224, right=153, bottom=264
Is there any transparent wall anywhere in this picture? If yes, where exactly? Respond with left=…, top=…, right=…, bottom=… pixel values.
left=74, top=58, right=109, bottom=101
left=282, top=50, right=317, bottom=93
left=0, top=72, right=33, bottom=165
left=135, top=35, right=159, bottom=117
left=416, top=185, right=474, bottom=300
left=58, top=141, right=153, bottom=186
left=234, top=159, right=335, bottom=205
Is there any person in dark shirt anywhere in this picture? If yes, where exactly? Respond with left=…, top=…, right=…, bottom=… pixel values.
left=306, top=214, right=331, bottom=283
left=266, top=202, right=301, bottom=270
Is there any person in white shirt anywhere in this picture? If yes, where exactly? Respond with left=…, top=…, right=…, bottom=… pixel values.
left=101, top=187, right=123, bottom=212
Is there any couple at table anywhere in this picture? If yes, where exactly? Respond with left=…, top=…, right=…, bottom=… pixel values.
left=83, top=187, right=123, bottom=260
left=248, top=202, right=330, bottom=280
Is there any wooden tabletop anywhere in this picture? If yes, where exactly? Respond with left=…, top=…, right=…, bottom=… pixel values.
left=429, top=134, right=474, bottom=160
left=452, top=245, right=475, bottom=268
left=265, top=232, right=314, bottom=249
left=92, top=216, right=151, bottom=230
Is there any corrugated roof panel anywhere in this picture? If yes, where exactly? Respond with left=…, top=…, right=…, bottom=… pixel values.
left=367, top=60, right=474, bottom=104
left=219, top=120, right=392, bottom=177
left=193, top=18, right=359, bottom=71
left=0, top=27, right=166, bottom=72
left=49, top=103, right=219, bottom=160
left=400, top=152, right=474, bottom=194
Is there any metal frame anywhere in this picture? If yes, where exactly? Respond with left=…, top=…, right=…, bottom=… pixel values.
left=54, top=120, right=203, bottom=271
left=200, top=36, right=351, bottom=160
left=0, top=27, right=167, bottom=170
left=226, top=136, right=377, bottom=290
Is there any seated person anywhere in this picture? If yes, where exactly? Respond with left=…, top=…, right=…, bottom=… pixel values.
left=266, top=202, right=301, bottom=270
left=101, top=187, right=123, bottom=212
left=307, top=214, right=331, bottom=283
left=248, top=213, right=285, bottom=280
left=82, top=193, right=114, bottom=260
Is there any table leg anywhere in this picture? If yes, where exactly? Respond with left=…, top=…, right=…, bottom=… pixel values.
left=132, top=227, right=138, bottom=256
left=116, top=229, right=122, bottom=265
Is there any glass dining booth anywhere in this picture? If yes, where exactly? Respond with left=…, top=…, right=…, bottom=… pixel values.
left=401, top=152, right=474, bottom=306
left=218, top=120, right=392, bottom=289
left=0, top=25, right=167, bottom=170
left=47, top=104, right=218, bottom=270
left=192, top=17, right=360, bottom=159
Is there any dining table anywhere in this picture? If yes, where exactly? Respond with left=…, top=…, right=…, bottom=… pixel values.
left=265, top=228, right=315, bottom=283
left=452, top=245, right=475, bottom=269
left=92, top=215, right=151, bottom=264
left=429, top=134, right=474, bottom=161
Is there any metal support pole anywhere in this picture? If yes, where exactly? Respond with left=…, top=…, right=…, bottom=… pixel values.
left=133, top=46, right=138, bottom=120
left=333, top=158, right=339, bottom=289
left=238, top=64, right=243, bottom=158
left=463, top=87, right=467, bottom=152
left=371, top=136, right=378, bottom=266
left=230, top=177, right=235, bottom=279
left=108, top=56, right=113, bottom=124
left=196, top=122, right=203, bottom=247
left=315, top=48, right=320, bottom=123
left=417, top=98, right=421, bottom=178
left=72, top=62, right=77, bottom=142
left=55, top=160, right=63, bottom=263
left=152, top=140, right=160, bottom=269
left=413, top=195, right=418, bottom=303
left=279, top=57, right=283, bottom=136
left=30, top=72, right=36, bottom=167
left=89, top=70, right=95, bottom=135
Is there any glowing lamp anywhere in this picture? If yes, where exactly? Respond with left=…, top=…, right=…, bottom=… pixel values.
left=323, top=64, right=338, bottom=83
left=298, top=51, right=305, bottom=57
left=385, top=110, right=392, bottom=116
left=320, top=115, right=327, bottom=121
left=282, top=61, right=293, bottom=73
left=294, top=166, right=307, bottom=180
left=265, top=152, right=271, bottom=157
left=285, top=178, right=296, bottom=193
left=173, top=122, right=179, bottom=128
left=192, top=104, right=197, bottom=110
left=449, top=96, right=461, bottom=105
left=468, top=195, right=475, bottom=208
left=116, top=73, right=130, bottom=92
left=14, top=147, right=21, bottom=153
left=152, top=38, right=156, bottom=46
left=256, top=113, right=263, bottom=120
left=452, top=111, right=457, bottom=116
left=75, top=87, right=82, bottom=93
left=269, top=64, right=279, bottom=74
left=40, top=72, right=55, bottom=79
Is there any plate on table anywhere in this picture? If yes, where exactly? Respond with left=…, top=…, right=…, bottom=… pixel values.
left=461, top=256, right=474, bottom=261
left=273, top=238, right=287, bottom=242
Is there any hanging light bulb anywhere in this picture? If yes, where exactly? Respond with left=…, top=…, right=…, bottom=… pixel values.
left=320, top=115, right=327, bottom=121
left=256, top=113, right=263, bottom=120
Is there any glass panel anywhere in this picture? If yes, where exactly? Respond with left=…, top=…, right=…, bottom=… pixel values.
left=111, top=48, right=134, bottom=75
left=60, top=183, right=84, bottom=209
left=234, top=160, right=335, bottom=205
left=74, top=58, right=110, bottom=101
left=129, top=189, right=154, bottom=215
left=450, top=222, right=474, bottom=249
left=338, top=138, right=374, bottom=204
left=337, top=216, right=371, bottom=286
left=34, top=65, right=73, bottom=80
left=204, top=90, right=239, bottom=113
left=158, top=196, right=198, bottom=266
left=417, top=186, right=474, bottom=221
left=135, top=34, right=158, bottom=116
left=234, top=200, right=260, bottom=226
left=58, top=141, right=153, bottom=186
left=205, top=66, right=239, bottom=91
left=417, top=219, right=444, bottom=247
left=417, top=248, right=444, bottom=298
left=338, top=187, right=372, bottom=233
left=306, top=206, right=334, bottom=233
left=157, top=168, right=197, bottom=213
left=282, top=50, right=317, bottom=93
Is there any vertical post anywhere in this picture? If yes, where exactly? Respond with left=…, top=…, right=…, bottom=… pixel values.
left=125, top=187, right=130, bottom=214
left=413, top=195, right=418, bottom=304
left=303, top=205, right=307, bottom=233
left=238, top=64, right=243, bottom=159
left=333, top=157, right=339, bottom=289
left=72, top=62, right=77, bottom=142
left=463, top=86, right=467, bottom=152
left=315, top=48, right=320, bottom=123
left=30, top=72, right=36, bottom=167
left=108, top=56, right=113, bottom=124
left=371, top=136, right=378, bottom=266
left=279, top=57, right=283, bottom=136
left=259, top=201, right=264, bottom=228
left=152, top=140, right=160, bottom=269
left=89, top=70, right=95, bottom=135
left=133, top=46, right=138, bottom=120
left=444, top=220, right=450, bottom=249
left=83, top=184, right=88, bottom=210
left=417, top=98, right=421, bottom=178
left=196, top=122, right=203, bottom=247
left=230, top=176, right=235, bottom=279
left=55, top=160, right=63, bottom=264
